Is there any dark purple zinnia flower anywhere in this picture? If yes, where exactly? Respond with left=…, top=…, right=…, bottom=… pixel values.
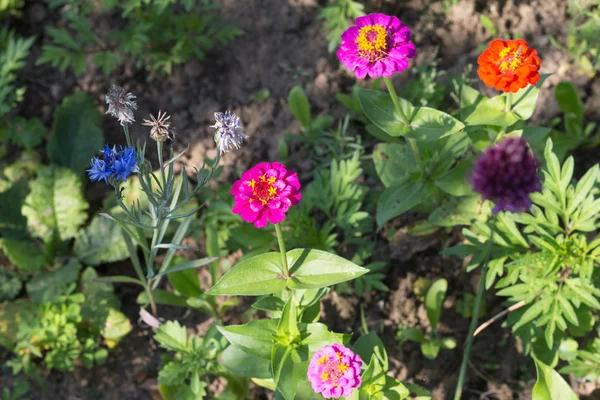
left=470, top=137, right=542, bottom=214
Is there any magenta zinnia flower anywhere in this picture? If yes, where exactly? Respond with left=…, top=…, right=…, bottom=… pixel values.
left=337, top=13, right=416, bottom=79
left=308, top=344, right=362, bottom=399
left=471, top=137, right=542, bottom=214
left=231, top=162, right=301, bottom=229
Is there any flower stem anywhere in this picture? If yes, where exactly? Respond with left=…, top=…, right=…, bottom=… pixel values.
left=383, top=77, right=408, bottom=124
left=454, top=229, right=495, bottom=400
left=156, top=140, right=166, bottom=188
left=274, top=223, right=289, bottom=278
left=123, top=123, right=133, bottom=148
left=504, top=92, right=513, bottom=113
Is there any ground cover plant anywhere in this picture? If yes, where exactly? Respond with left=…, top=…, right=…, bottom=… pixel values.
left=1, top=0, right=600, bottom=399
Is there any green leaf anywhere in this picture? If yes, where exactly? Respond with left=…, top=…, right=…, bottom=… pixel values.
left=206, top=252, right=286, bottom=296
left=377, top=180, right=433, bottom=226
left=434, top=159, right=474, bottom=197
left=5, top=117, right=45, bottom=150
left=22, top=165, right=88, bottom=243
left=26, top=259, right=81, bottom=303
left=91, top=276, right=144, bottom=286
left=73, top=215, right=129, bottom=266
left=301, top=323, right=344, bottom=352
left=218, top=320, right=277, bottom=360
left=354, top=332, right=388, bottom=370
left=47, top=92, right=103, bottom=173
left=428, top=195, right=490, bottom=227
left=421, top=341, right=441, bottom=360
left=273, top=346, right=305, bottom=400
left=286, top=249, right=368, bottom=290
left=102, top=308, right=132, bottom=346
left=154, top=320, right=188, bottom=352
left=425, top=279, right=447, bottom=330
left=288, top=85, right=311, bottom=128
left=252, top=296, right=285, bottom=312
left=168, top=267, right=202, bottom=298
left=155, top=257, right=218, bottom=278
left=372, top=142, right=419, bottom=188
left=277, top=295, right=300, bottom=341
left=0, top=237, right=45, bottom=272
left=555, top=82, right=583, bottom=121
left=532, top=357, right=578, bottom=400
left=383, top=376, right=410, bottom=400
left=357, top=88, right=464, bottom=141
left=221, top=344, right=271, bottom=379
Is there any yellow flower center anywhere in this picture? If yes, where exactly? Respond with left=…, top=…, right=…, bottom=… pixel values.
left=247, top=174, right=277, bottom=205
left=498, top=46, right=523, bottom=73
left=355, top=25, right=388, bottom=61
left=320, top=355, right=350, bottom=383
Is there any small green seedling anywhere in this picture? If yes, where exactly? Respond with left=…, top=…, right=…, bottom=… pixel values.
left=397, top=278, right=456, bottom=359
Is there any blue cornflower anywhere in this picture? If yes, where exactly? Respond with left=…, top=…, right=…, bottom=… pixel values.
left=87, top=158, right=112, bottom=184
left=87, top=144, right=138, bottom=184
left=113, top=146, right=138, bottom=182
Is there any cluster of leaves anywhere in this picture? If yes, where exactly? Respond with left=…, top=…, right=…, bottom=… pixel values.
left=154, top=321, right=246, bottom=400
left=2, top=268, right=131, bottom=378
left=0, top=29, right=33, bottom=117
left=38, top=0, right=243, bottom=76
left=447, top=140, right=600, bottom=366
left=549, top=0, right=600, bottom=76
left=396, top=279, right=456, bottom=359
left=318, top=0, right=364, bottom=53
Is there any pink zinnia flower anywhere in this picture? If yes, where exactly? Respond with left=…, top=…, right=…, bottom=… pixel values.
left=337, top=13, right=416, bottom=79
left=231, top=162, right=301, bottom=229
left=307, top=344, right=362, bottom=399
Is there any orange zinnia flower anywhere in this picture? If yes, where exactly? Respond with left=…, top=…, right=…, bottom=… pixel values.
left=477, top=39, right=541, bottom=93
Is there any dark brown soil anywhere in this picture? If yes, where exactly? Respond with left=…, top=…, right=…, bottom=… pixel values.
left=2, top=0, right=599, bottom=399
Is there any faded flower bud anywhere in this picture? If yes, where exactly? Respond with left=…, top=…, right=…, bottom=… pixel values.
left=142, top=111, right=175, bottom=142
left=211, top=111, right=247, bottom=155
left=105, top=85, right=138, bottom=125
left=471, top=137, right=542, bottom=214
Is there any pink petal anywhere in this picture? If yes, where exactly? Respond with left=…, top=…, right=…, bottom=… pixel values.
left=355, top=15, right=373, bottom=28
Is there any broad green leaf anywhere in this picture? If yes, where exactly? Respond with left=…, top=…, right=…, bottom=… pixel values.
left=288, top=85, right=311, bottom=128
left=218, top=320, right=277, bottom=360
left=0, top=268, right=21, bottom=301
left=377, top=180, right=434, bottom=226
left=155, top=320, right=188, bottom=352
left=425, top=279, right=447, bottom=330
left=155, top=257, right=218, bottom=278
left=220, top=344, right=271, bottom=379
left=420, top=341, right=441, bottom=360
left=5, top=117, right=45, bottom=150
left=22, top=166, right=88, bottom=243
left=0, top=300, right=35, bottom=347
left=358, top=88, right=464, bottom=141
left=47, top=92, right=103, bottom=173
left=372, top=142, right=419, bottom=188
left=252, top=296, right=285, bottom=312
left=286, top=249, right=368, bottom=290
left=207, top=252, right=285, bottom=296
left=354, top=332, right=388, bottom=370
left=276, top=352, right=307, bottom=400
left=301, top=323, right=344, bottom=352
left=383, top=376, right=410, bottom=400
left=168, top=268, right=202, bottom=298
left=428, top=195, right=490, bottom=227
left=0, top=179, right=29, bottom=233
left=26, top=259, right=81, bottom=303
left=555, top=82, right=583, bottom=121
left=434, top=159, right=474, bottom=197
left=532, top=357, right=578, bottom=400
left=102, top=308, right=132, bottom=347
left=277, top=295, right=300, bottom=341
left=79, top=267, right=119, bottom=325
left=0, top=237, right=45, bottom=272
left=73, top=215, right=129, bottom=266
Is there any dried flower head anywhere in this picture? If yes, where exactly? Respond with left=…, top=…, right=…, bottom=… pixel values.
left=231, top=162, right=301, bottom=228
left=307, top=344, right=362, bottom=399
left=337, top=13, right=416, bottom=79
left=105, top=85, right=138, bottom=125
left=471, top=137, right=542, bottom=214
left=478, top=39, right=541, bottom=93
left=211, top=111, right=247, bottom=155
left=142, top=111, right=175, bottom=142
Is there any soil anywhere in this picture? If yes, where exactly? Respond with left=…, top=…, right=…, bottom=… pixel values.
left=2, top=0, right=600, bottom=399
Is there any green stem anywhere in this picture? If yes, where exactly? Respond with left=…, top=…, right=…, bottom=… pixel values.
left=504, top=92, right=513, bottom=113
left=123, top=123, right=133, bottom=147
left=383, top=77, right=408, bottom=124
left=157, top=140, right=167, bottom=189
left=274, top=223, right=289, bottom=278
left=454, top=229, right=495, bottom=400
